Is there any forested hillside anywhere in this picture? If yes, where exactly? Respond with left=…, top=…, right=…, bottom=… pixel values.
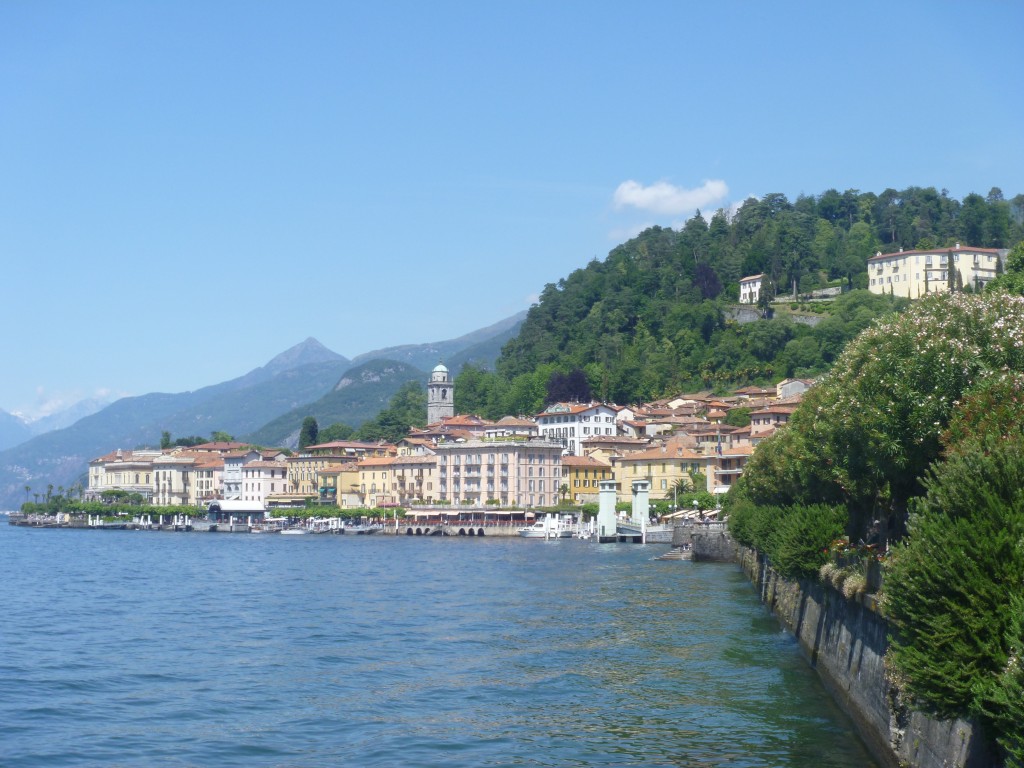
left=470, top=187, right=1022, bottom=410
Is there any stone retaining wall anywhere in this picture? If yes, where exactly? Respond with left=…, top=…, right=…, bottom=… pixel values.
left=738, top=546, right=998, bottom=768
left=691, top=528, right=737, bottom=562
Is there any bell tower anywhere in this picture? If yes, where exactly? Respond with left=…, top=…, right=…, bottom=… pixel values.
left=427, top=361, right=454, bottom=425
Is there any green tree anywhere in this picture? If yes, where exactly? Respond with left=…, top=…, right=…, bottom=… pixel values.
left=160, top=431, right=171, bottom=450
left=724, top=407, right=751, bottom=428
left=355, top=381, right=427, bottom=443
left=211, top=431, right=234, bottom=443
left=298, top=417, right=319, bottom=449
left=318, top=422, right=355, bottom=442
left=987, top=242, right=1024, bottom=296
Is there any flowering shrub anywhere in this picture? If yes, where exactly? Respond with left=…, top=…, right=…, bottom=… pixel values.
left=738, top=291, right=1024, bottom=541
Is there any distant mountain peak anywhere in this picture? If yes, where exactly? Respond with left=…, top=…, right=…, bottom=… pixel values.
left=265, top=338, right=347, bottom=372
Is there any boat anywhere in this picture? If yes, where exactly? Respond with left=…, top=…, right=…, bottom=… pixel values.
left=280, top=527, right=309, bottom=535
left=517, top=521, right=573, bottom=539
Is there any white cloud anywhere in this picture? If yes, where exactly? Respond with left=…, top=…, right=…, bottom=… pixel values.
left=613, top=179, right=729, bottom=216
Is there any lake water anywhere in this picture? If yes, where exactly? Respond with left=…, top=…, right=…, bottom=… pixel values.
left=1, top=521, right=877, bottom=767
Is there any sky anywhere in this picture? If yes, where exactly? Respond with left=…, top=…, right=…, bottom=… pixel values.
left=1, top=1, right=1022, bottom=420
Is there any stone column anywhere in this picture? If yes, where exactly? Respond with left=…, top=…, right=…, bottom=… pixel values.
left=597, top=480, right=618, bottom=542
left=631, top=479, right=649, bottom=526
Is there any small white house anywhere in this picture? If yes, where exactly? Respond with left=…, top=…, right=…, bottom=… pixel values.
left=739, top=274, right=763, bottom=304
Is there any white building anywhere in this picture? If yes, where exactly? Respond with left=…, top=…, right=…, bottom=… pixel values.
left=241, top=460, right=289, bottom=507
left=739, top=274, right=763, bottom=304
left=153, top=452, right=197, bottom=506
left=536, top=402, right=622, bottom=456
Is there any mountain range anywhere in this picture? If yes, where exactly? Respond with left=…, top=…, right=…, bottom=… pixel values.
left=0, top=312, right=525, bottom=509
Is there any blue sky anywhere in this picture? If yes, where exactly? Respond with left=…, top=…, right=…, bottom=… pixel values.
left=1, top=1, right=1022, bottom=419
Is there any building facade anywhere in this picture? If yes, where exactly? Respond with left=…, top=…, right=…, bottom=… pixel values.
left=867, top=244, right=1006, bottom=298
left=435, top=439, right=563, bottom=508
left=87, top=448, right=162, bottom=502
left=611, top=438, right=714, bottom=500
left=241, top=461, right=289, bottom=506
left=560, top=455, right=612, bottom=504
left=536, top=402, right=621, bottom=456
left=739, top=274, right=763, bottom=304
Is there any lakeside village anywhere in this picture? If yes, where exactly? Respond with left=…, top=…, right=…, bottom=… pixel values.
left=12, top=363, right=808, bottom=537
left=11, top=242, right=1011, bottom=537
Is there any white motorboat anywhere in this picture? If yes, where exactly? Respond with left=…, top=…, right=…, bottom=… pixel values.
left=517, top=521, right=573, bottom=538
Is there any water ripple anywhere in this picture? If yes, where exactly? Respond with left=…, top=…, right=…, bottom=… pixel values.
left=1, top=526, right=876, bottom=767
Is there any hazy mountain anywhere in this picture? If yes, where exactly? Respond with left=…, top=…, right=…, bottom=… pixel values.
left=350, top=311, right=527, bottom=372
left=27, top=397, right=116, bottom=436
left=0, top=339, right=351, bottom=508
left=0, top=410, right=32, bottom=452
left=0, top=314, right=524, bottom=508
left=244, top=359, right=425, bottom=448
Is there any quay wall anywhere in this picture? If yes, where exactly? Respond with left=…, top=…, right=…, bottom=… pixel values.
left=690, top=526, right=736, bottom=562
left=737, top=546, right=997, bottom=768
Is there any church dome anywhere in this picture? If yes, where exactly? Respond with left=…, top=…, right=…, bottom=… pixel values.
left=432, top=362, right=449, bottom=375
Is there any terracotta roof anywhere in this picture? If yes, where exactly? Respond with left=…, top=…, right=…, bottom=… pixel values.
left=223, top=449, right=260, bottom=458
left=307, top=440, right=394, bottom=451
left=495, top=416, right=537, bottom=426
left=560, top=455, right=611, bottom=468
left=317, top=463, right=353, bottom=475
left=357, top=457, right=396, bottom=467
left=582, top=435, right=648, bottom=445
left=740, top=274, right=764, bottom=282
left=390, top=455, right=436, bottom=466
left=440, top=414, right=493, bottom=427
left=615, top=440, right=708, bottom=463
left=720, top=444, right=755, bottom=456
left=189, top=441, right=250, bottom=452
left=537, top=402, right=615, bottom=418
left=734, top=385, right=772, bottom=396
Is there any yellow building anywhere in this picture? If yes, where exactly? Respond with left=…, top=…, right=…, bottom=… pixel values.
left=336, top=463, right=363, bottom=508
left=389, top=454, right=438, bottom=504
left=357, top=457, right=397, bottom=507
left=87, top=448, right=162, bottom=502
left=560, top=455, right=612, bottom=504
left=610, top=438, right=714, bottom=501
left=867, top=243, right=1006, bottom=298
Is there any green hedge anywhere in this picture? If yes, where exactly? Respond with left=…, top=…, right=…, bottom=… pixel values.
left=884, top=433, right=1024, bottom=766
left=728, top=499, right=846, bottom=580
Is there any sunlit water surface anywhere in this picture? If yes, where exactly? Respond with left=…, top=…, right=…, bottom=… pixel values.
left=1, top=522, right=876, bottom=766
